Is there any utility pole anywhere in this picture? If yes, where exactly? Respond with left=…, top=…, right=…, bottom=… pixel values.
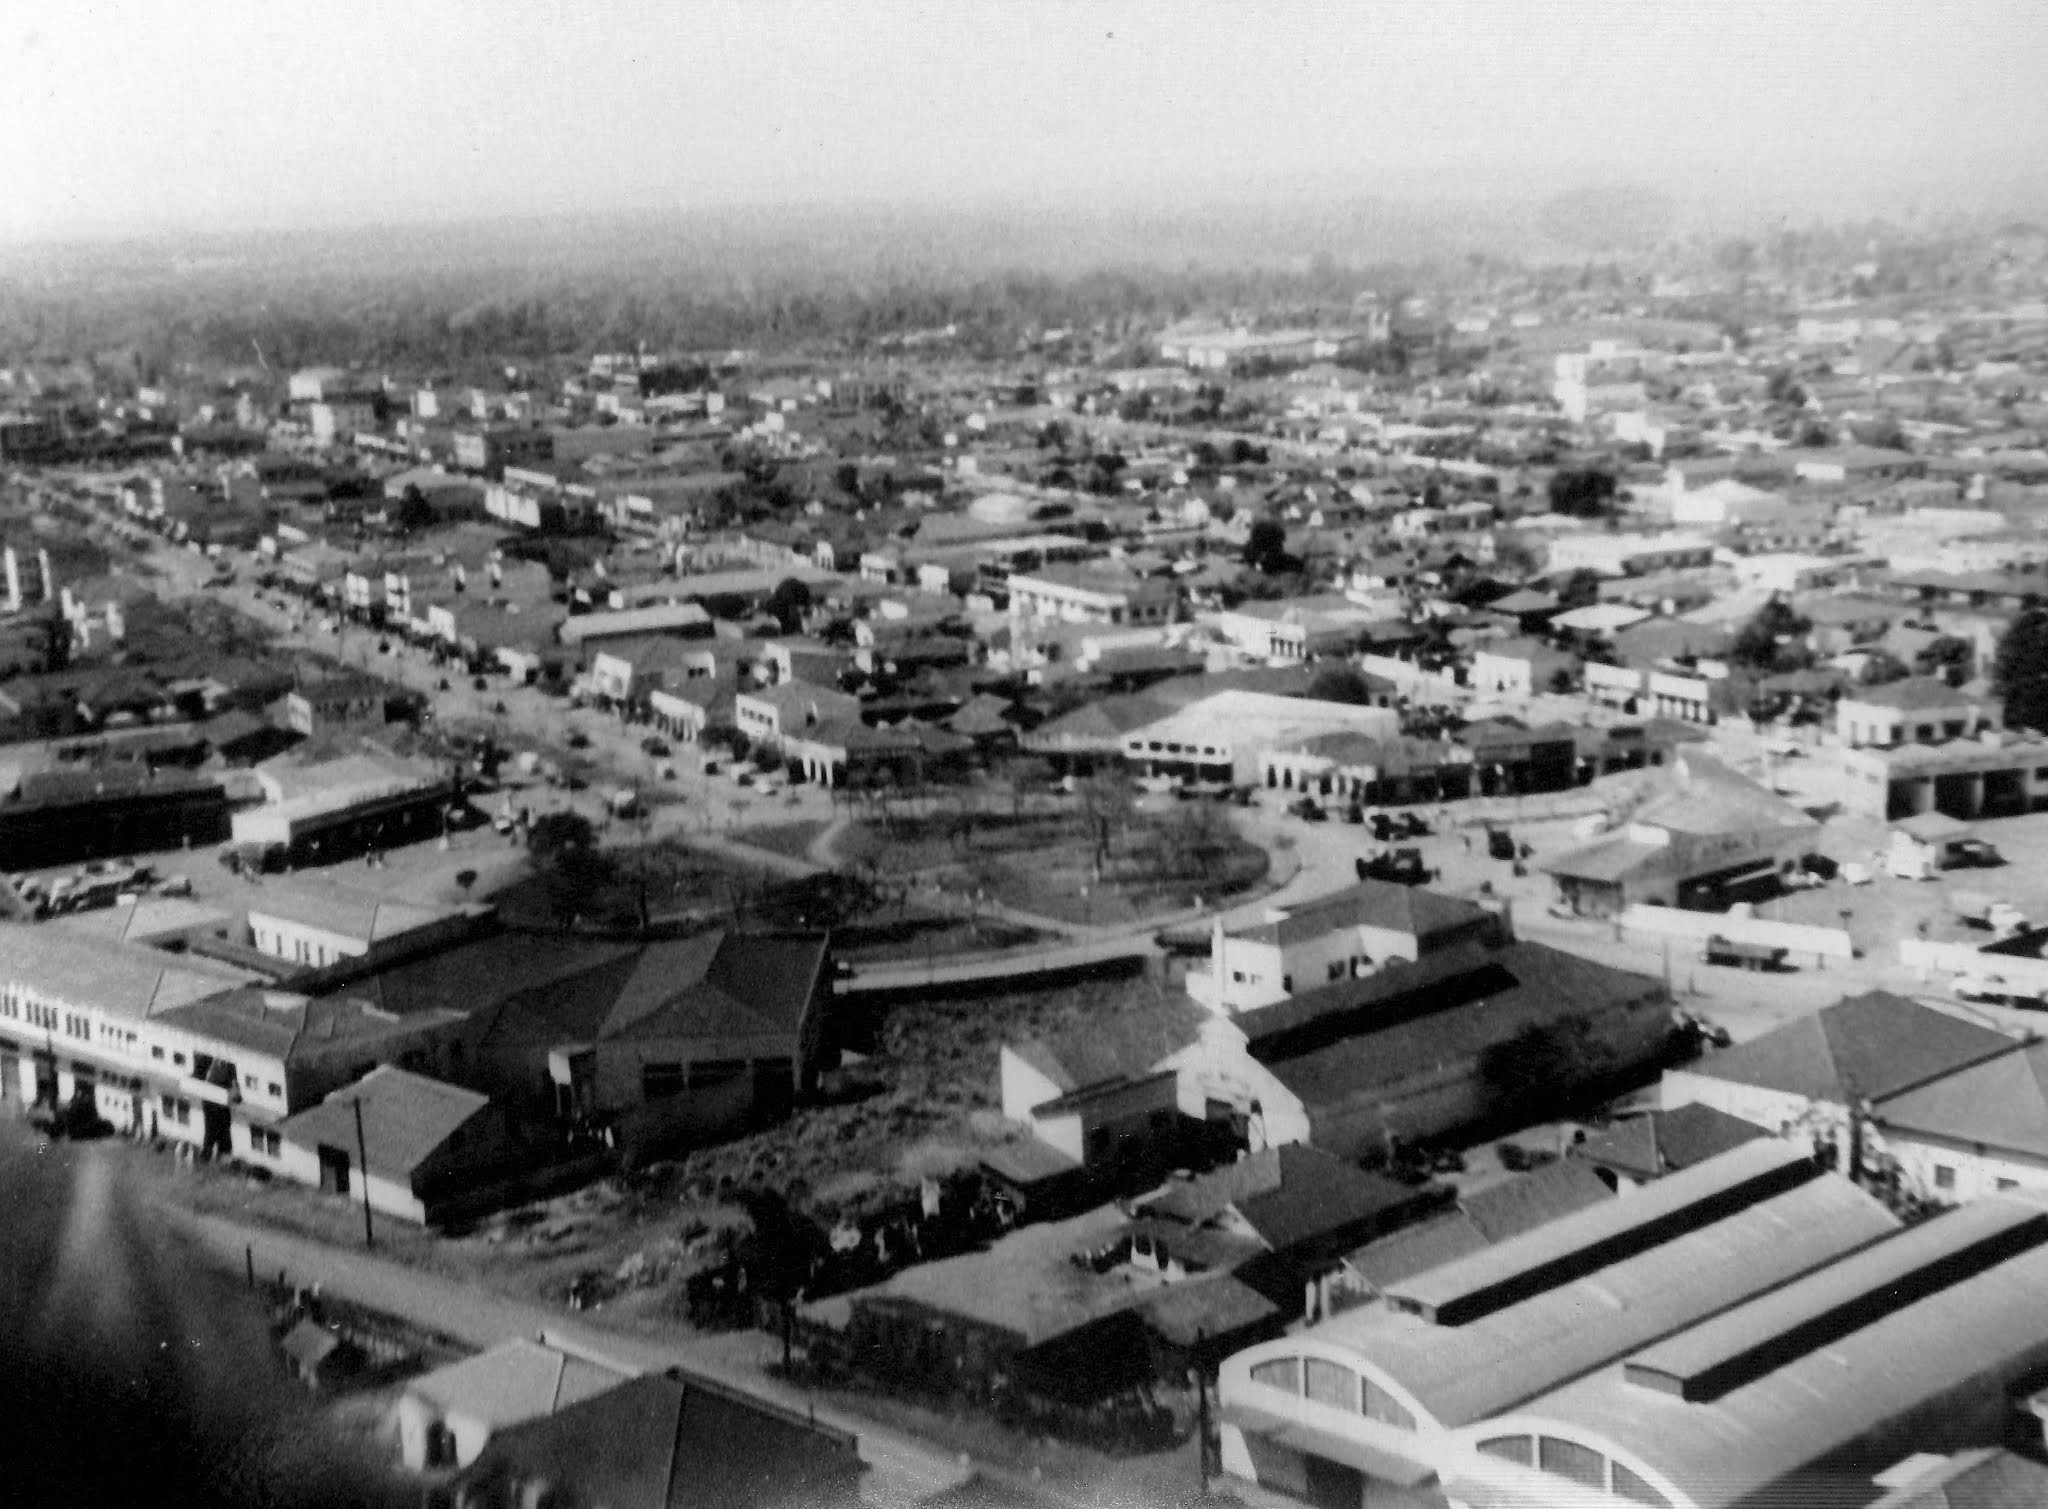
left=352, top=1095, right=375, bottom=1249
left=1195, top=1327, right=1212, bottom=1497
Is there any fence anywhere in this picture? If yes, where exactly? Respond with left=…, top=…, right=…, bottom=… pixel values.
left=1359, top=654, right=1464, bottom=699
left=1899, top=937, right=2048, bottom=993
left=1617, top=904, right=1854, bottom=967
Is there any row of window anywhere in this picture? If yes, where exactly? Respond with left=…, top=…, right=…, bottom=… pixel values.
left=1247, top=1355, right=1416, bottom=1432
left=1930, top=1163, right=2021, bottom=1193
left=250, top=1128, right=282, bottom=1157
left=1475, top=1434, right=1669, bottom=1507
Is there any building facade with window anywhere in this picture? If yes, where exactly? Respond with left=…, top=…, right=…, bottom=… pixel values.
left=1217, top=1145, right=1899, bottom=1509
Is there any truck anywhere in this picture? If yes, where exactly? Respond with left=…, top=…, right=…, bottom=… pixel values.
left=1703, top=936, right=1789, bottom=972
left=1951, top=890, right=2030, bottom=937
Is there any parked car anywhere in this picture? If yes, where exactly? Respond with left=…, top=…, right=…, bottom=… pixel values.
left=1289, top=797, right=1327, bottom=822
left=1357, top=848, right=1432, bottom=886
left=640, top=736, right=672, bottom=758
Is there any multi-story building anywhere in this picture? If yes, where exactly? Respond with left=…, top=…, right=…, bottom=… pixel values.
left=0, top=929, right=462, bottom=1160
left=1007, top=566, right=1178, bottom=627
left=1187, top=880, right=1505, bottom=1014
left=1834, top=677, right=1996, bottom=749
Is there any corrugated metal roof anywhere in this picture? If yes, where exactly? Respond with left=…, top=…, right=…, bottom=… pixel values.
left=1502, top=1208, right=2048, bottom=1509
left=1383, top=1140, right=1816, bottom=1326
left=1624, top=1195, right=2048, bottom=1402
left=1304, top=1171, right=1894, bottom=1428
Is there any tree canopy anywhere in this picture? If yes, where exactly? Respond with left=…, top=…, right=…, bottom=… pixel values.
left=1731, top=597, right=1814, bottom=672
left=1242, top=518, right=1289, bottom=574
left=528, top=810, right=597, bottom=864
left=1306, top=664, right=1382, bottom=706
left=1995, top=605, right=2048, bottom=732
left=1546, top=467, right=1618, bottom=519
left=766, top=576, right=814, bottom=634
left=1480, top=1014, right=1619, bottom=1110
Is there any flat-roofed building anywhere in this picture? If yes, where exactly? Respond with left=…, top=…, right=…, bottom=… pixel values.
left=1007, top=565, right=1178, bottom=627
left=1123, top=689, right=1399, bottom=786
left=1188, top=880, right=1504, bottom=1014
left=1837, top=729, right=2048, bottom=821
left=1836, top=677, right=1996, bottom=750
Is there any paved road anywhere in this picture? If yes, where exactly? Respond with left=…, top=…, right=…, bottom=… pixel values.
left=154, top=1197, right=977, bottom=1509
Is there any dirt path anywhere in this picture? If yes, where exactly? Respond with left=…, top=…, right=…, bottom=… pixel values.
left=154, top=1198, right=973, bottom=1509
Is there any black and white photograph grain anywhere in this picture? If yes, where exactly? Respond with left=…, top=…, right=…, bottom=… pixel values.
left=4, top=2, right=2048, bottom=1506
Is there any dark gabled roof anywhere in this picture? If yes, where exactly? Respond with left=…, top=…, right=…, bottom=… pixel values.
left=1461, top=1158, right=1616, bottom=1243
left=1008, top=996, right=1210, bottom=1097
left=1845, top=675, right=1982, bottom=712
left=1025, top=693, right=1176, bottom=745
left=1345, top=1211, right=1492, bottom=1290
left=1572, top=1103, right=1771, bottom=1182
left=1135, top=1271, right=1283, bottom=1347
left=457, top=1370, right=861, bottom=1509
left=1344, top=1159, right=1619, bottom=1290
left=480, top=932, right=829, bottom=1052
left=1875, top=1039, right=2048, bottom=1162
left=151, top=986, right=454, bottom=1064
left=1681, top=991, right=2025, bottom=1107
left=1234, top=880, right=1493, bottom=949
left=328, top=927, right=637, bottom=1018
left=279, top=1065, right=492, bottom=1181
left=1144, top=1144, right=1430, bottom=1252
left=1246, top=942, right=1663, bottom=1119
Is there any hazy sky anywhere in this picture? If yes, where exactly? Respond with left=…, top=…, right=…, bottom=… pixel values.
left=4, top=0, right=2047, bottom=243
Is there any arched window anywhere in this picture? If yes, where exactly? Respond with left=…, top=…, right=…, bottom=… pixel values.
left=1475, top=1436, right=1533, bottom=1466
left=1611, top=1461, right=1672, bottom=1507
left=1538, top=1437, right=1605, bottom=1491
left=1361, top=1379, right=1415, bottom=1431
left=1248, top=1356, right=1302, bottom=1395
left=1303, top=1358, right=1356, bottom=1410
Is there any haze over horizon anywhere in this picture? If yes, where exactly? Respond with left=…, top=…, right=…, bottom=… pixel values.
left=4, top=0, right=2048, bottom=250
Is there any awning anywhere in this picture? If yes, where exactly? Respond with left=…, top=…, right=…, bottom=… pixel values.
left=1221, top=1401, right=1439, bottom=1488
left=1439, top=1478, right=1523, bottom=1509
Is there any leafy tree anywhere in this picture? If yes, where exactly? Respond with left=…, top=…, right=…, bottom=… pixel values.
left=528, top=810, right=597, bottom=865
left=1480, top=1014, right=1619, bottom=1110
left=394, top=484, right=436, bottom=534
left=766, top=577, right=813, bottom=635
left=1547, top=468, right=1618, bottom=519
left=1242, top=518, right=1289, bottom=574
left=1559, top=568, right=1604, bottom=609
left=832, top=461, right=861, bottom=497
left=1857, top=650, right=1911, bottom=687
left=1914, top=634, right=1974, bottom=685
left=1765, top=370, right=1809, bottom=407
left=1306, top=664, right=1382, bottom=706
left=1995, top=604, right=2048, bottom=732
left=1731, top=597, right=1814, bottom=672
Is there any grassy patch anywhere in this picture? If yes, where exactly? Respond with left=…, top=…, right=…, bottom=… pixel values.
left=739, top=819, right=830, bottom=863
left=838, top=794, right=1269, bottom=926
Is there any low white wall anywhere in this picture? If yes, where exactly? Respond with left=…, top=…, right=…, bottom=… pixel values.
left=1899, top=937, right=2048, bottom=992
left=1618, top=904, right=1853, bottom=963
